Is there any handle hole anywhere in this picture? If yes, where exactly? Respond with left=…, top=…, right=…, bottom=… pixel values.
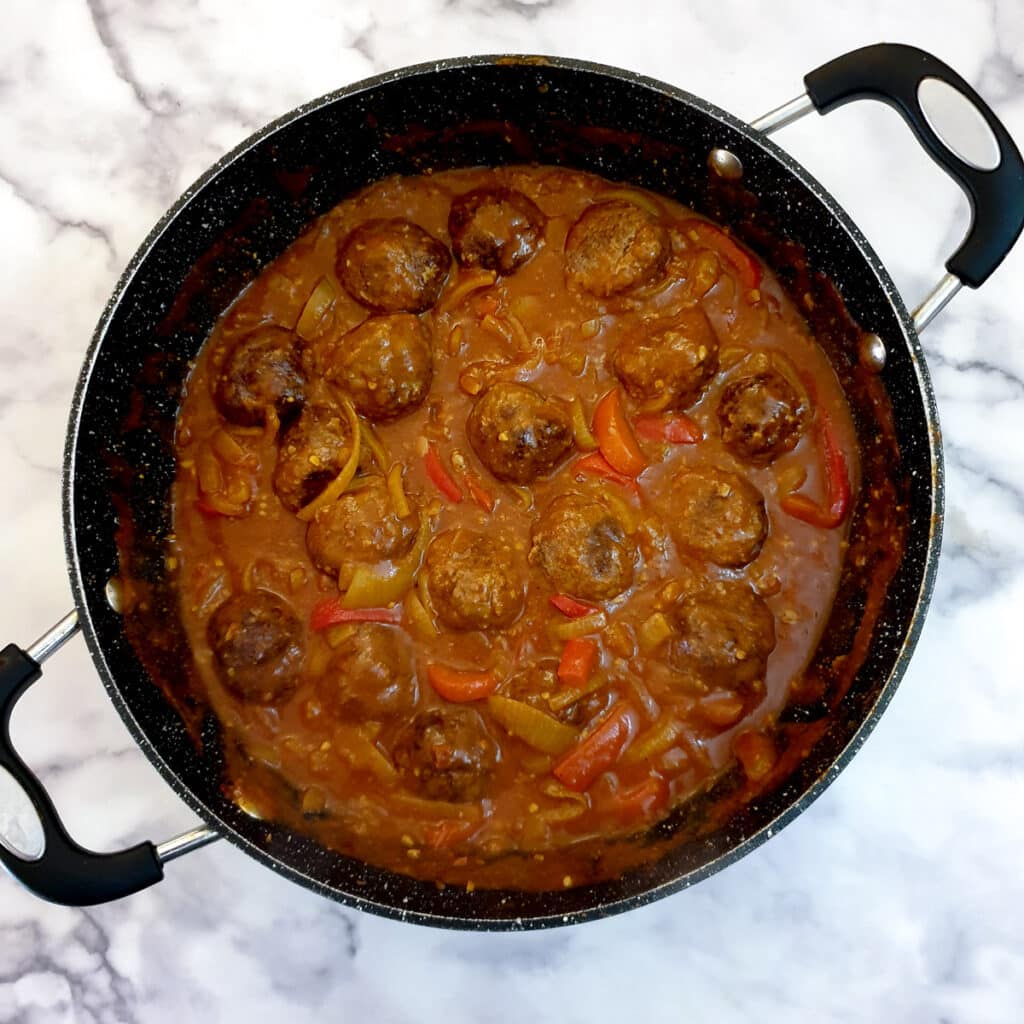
left=0, top=764, right=46, bottom=861
left=918, top=77, right=1001, bottom=171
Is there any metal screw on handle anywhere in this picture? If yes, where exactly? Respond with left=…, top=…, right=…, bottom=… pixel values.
left=747, top=90, right=963, bottom=334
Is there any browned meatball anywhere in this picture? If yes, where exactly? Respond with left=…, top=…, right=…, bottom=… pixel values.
left=325, top=314, right=433, bottom=421
left=273, top=401, right=354, bottom=514
left=392, top=708, right=498, bottom=802
left=669, top=466, right=767, bottom=568
left=564, top=200, right=669, bottom=297
left=718, top=370, right=809, bottom=464
left=423, top=529, right=525, bottom=631
left=666, top=578, right=776, bottom=693
left=529, top=493, right=637, bottom=601
left=466, top=382, right=573, bottom=484
left=214, top=327, right=305, bottom=426
left=611, top=311, right=719, bottom=410
left=306, top=476, right=419, bottom=586
left=316, top=624, right=416, bottom=721
left=448, top=187, right=546, bottom=275
left=336, top=219, right=451, bottom=313
left=207, top=590, right=305, bottom=704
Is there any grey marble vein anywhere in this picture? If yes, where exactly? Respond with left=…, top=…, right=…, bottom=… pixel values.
left=0, top=166, right=117, bottom=264
left=85, top=0, right=177, bottom=117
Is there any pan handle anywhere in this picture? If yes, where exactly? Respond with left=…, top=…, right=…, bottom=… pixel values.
left=750, top=43, right=1024, bottom=328
left=0, top=611, right=218, bottom=905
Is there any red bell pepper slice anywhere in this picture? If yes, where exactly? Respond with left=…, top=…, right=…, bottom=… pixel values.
left=423, top=819, right=477, bottom=849
left=424, top=444, right=464, bottom=503
left=573, top=453, right=641, bottom=497
left=679, top=218, right=762, bottom=291
left=633, top=413, right=703, bottom=444
left=310, top=599, right=402, bottom=631
left=549, top=594, right=599, bottom=619
left=553, top=703, right=634, bottom=792
left=426, top=664, right=500, bottom=703
left=464, top=471, right=495, bottom=512
left=779, top=408, right=852, bottom=528
left=606, top=775, right=669, bottom=824
left=592, top=388, right=646, bottom=476
left=557, top=637, right=599, bottom=688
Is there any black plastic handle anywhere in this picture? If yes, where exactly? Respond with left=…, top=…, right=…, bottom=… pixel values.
left=805, top=43, right=1024, bottom=288
left=0, top=642, right=164, bottom=905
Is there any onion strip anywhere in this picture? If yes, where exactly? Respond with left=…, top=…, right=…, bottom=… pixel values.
left=386, top=463, right=412, bottom=518
left=296, top=397, right=361, bottom=521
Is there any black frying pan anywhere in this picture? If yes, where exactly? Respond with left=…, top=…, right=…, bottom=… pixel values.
left=2, top=43, right=1022, bottom=929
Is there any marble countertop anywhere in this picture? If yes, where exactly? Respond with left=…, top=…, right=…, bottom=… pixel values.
left=2, top=1, right=1023, bottom=1020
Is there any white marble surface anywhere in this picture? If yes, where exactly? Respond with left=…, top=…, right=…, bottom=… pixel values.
left=2, top=1, right=1023, bottom=1020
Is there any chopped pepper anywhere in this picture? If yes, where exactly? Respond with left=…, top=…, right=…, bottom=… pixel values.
left=779, top=407, right=851, bottom=528
left=569, top=396, right=599, bottom=451
left=549, top=594, right=599, bottom=619
left=424, top=444, right=464, bottom=504
left=574, top=452, right=641, bottom=496
left=679, top=218, right=762, bottom=291
left=464, top=471, right=495, bottom=512
left=634, top=413, right=702, bottom=445
left=342, top=518, right=432, bottom=610
left=427, top=664, right=500, bottom=703
left=423, top=819, right=477, bottom=849
left=592, top=388, right=646, bottom=476
left=605, top=775, right=669, bottom=823
left=557, top=637, right=599, bottom=688
left=552, top=703, right=634, bottom=792
left=310, top=599, right=401, bottom=631
left=487, top=695, right=578, bottom=755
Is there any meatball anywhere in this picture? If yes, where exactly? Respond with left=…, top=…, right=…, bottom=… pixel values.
left=466, top=382, right=573, bottom=484
left=529, top=493, right=637, bottom=601
left=717, top=370, right=809, bottom=464
left=448, top=187, right=546, bottom=275
left=667, top=578, right=776, bottom=693
left=207, top=590, right=305, bottom=704
left=564, top=200, right=669, bottom=297
left=611, top=311, right=719, bottom=410
left=669, top=466, right=767, bottom=568
left=324, top=313, right=433, bottom=421
left=392, top=708, right=498, bottom=802
left=336, top=218, right=451, bottom=313
left=423, top=529, right=525, bottom=631
left=306, top=476, right=419, bottom=586
left=316, top=624, right=416, bottom=721
left=213, top=327, right=305, bottom=426
left=273, top=401, right=355, bottom=514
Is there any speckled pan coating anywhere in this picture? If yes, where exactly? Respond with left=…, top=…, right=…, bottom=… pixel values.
left=62, top=55, right=942, bottom=930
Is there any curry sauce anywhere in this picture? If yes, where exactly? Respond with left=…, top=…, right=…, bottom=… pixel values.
left=171, top=165, right=859, bottom=890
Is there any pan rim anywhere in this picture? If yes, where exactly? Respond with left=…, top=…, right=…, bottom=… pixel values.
left=61, top=52, right=944, bottom=930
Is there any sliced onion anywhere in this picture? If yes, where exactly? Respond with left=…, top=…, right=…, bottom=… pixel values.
left=296, top=397, right=361, bottom=521
left=296, top=276, right=338, bottom=340
left=387, top=463, right=412, bottom=518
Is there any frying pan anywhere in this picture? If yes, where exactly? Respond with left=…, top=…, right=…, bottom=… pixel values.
left=2, top=43, right=1022, bottom=929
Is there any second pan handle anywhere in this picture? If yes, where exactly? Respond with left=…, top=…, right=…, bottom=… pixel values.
left=800, top=43, right=1024, bottom=290
left=0, top=611, right=219, bottom=906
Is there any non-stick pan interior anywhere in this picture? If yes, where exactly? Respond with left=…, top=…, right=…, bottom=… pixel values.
left=64, top=56, right=939, bottom=928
